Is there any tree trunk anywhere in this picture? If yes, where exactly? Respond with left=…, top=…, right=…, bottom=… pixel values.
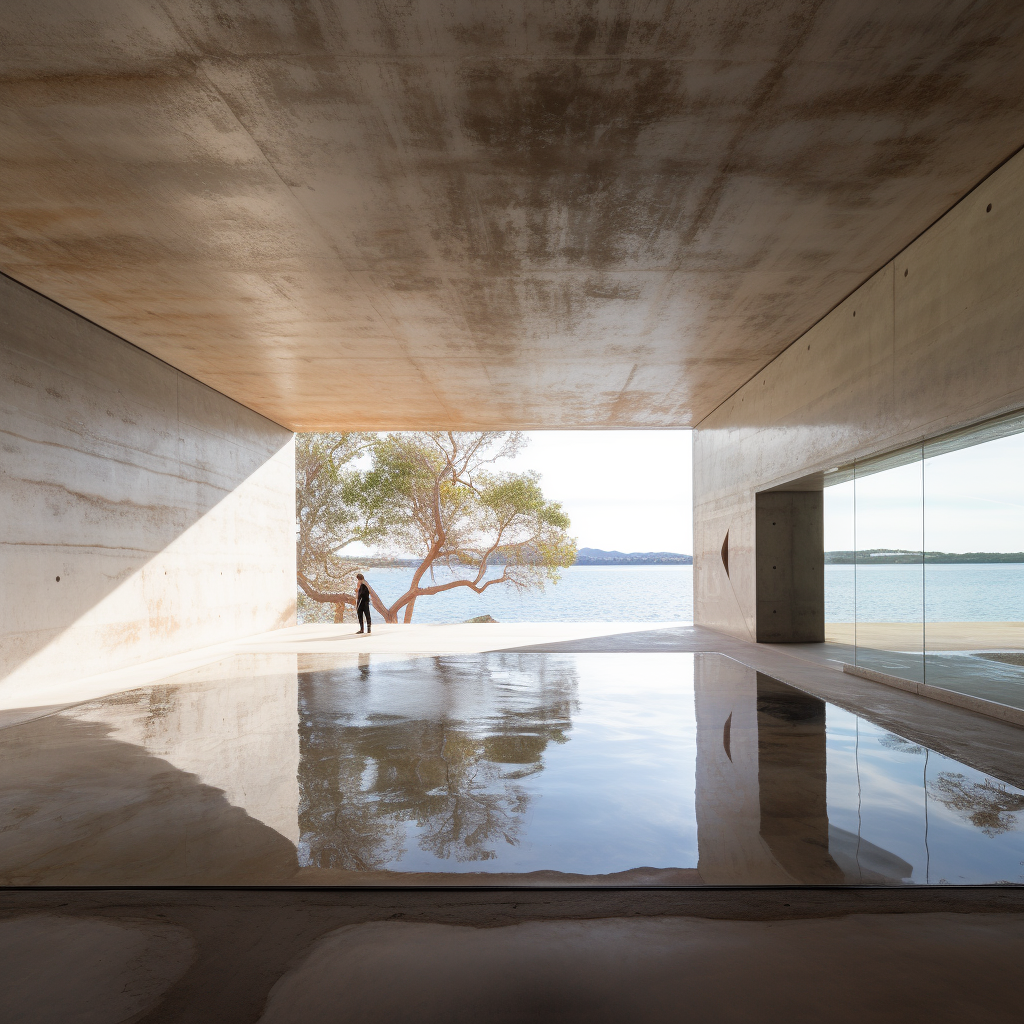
left=333, top=602, right=345, bottom=623
left=402, top=597, right=416, bottom=623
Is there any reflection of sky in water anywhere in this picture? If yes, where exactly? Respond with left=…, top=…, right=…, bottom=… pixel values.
left=9, top=653, right=1021, bottom=885
left=298, top=653, right=1024, bottom=882
left=826, top=708, right=1024, bottom=885
left=299, top=654, right=698, bottom=875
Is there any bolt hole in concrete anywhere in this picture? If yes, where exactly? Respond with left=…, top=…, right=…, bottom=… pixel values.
left=1, top=653, right=1022, bottom=886
left=254, top=916, right=1024, bottom=1024
left=988, top=203, right=993, bottom=211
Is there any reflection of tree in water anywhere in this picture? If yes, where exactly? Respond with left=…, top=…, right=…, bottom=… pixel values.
left=878, top=733, right=1024, bottom=837
left=929, top=773, right=1024, bottom=837
left=298, top=655, right=579, bottom=869
left=877, top=732, right=926, bottom=755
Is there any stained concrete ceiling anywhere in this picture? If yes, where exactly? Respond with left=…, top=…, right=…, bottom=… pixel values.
left=3, top=1, right=1024, bottom=430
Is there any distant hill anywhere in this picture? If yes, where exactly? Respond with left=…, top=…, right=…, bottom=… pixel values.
left=826, top=549, right=1024, bottom=564
left=575, top=548, right=692, bottom=565
left=355, top=548, right=694, bottom=568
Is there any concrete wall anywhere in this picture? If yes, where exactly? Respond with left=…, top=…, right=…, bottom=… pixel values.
left=1, top=273, right=295, bottom=706
left=693, top=146, right=1024, bottom=640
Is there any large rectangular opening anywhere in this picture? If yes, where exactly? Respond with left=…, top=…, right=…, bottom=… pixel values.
left=295, top=430, right=694, bottom=629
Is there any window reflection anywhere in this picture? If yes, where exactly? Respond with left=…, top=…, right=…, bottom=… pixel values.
left=923, top=431, right=1024, bottom=706
left=825, top=414, right=1024, bottom=708
left=853, top=452, right=925, bottom=683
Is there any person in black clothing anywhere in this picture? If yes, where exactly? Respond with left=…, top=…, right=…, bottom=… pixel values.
left=355, top=573, right=372, bottom=634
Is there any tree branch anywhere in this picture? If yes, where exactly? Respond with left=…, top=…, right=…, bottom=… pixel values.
left=296, top=571, right=356, bottom=607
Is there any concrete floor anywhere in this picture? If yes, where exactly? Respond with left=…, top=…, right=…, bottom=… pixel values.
left=3, top=622, right=1024, bottom=1021
left=2, top=889, right=1024, bottom=1024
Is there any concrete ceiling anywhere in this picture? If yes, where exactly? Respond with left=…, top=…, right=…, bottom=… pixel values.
left=3, top=2, right=1024, bottom=431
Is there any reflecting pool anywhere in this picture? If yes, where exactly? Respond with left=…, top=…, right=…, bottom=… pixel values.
left=1, top=653, right=1021, bottom=885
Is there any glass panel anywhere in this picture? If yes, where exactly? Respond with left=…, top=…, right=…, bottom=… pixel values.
left=854, top=451, right=924, bottom=683
left=923, top=431, right=1024, bottom=710
left=823, top=479, right=855, bottom=657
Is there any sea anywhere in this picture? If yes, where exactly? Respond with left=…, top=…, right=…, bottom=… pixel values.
left=300, top=562, right=1024, bottom=624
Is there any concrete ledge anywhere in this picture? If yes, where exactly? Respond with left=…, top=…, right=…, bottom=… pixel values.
left=841, top=663, right=1024, bottom=728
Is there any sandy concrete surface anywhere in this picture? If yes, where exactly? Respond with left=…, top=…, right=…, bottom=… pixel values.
left=259, top=914, right=1024, bottom=1024
left=826, top=622, right=1024, bottom=651
left=0, top=914, right=193, bottom=1024
left=2, top=890, right=1024, bottom=1024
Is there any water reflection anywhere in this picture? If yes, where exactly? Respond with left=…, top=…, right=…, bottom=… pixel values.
left=695, top=661, right=911, bottom=884
left=0, top=652, right=1022, bottom=884
left=298, top=655, right=578, bottom=868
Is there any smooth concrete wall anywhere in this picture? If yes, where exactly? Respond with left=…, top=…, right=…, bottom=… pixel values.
left=693, top=146, right=1024, bottom=640
left=0, top=274, right=295, bottom=706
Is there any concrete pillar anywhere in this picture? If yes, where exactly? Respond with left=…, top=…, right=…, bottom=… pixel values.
left=755, top=492, right=824, bottom=643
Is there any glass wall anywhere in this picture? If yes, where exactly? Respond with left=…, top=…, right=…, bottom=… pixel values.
left=853, top=450, right=925, bottom=684
left=823, top=414, right=1024, bottom=710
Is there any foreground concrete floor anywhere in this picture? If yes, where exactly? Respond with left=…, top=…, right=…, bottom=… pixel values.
left=4, top=624, right=1024, bottom=1020
left=2, top=890, right=1023, bottom=1023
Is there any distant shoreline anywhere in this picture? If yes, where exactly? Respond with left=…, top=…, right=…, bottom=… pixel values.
left=826, top=550, right=1024, bottom=564
left=355, top=547, right=694, bottom=568
left=346, top=550, right=1024, bottom=569
left=355, top=557, right=694, bottom=568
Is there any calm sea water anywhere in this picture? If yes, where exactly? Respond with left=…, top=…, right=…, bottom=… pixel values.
left=825, top=563, right=1024, bottom=622
left=344, top=565, right=694, bottom=623
left=300, top=562, right=1024, bottom=624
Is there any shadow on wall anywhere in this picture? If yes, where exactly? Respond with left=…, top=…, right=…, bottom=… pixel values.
left=0, top=273, right=295, bottom=705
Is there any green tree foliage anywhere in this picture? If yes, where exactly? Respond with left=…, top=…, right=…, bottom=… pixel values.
left=295, top=431, right=577, bottom=624
left=295, top=432, right=375, bottom=621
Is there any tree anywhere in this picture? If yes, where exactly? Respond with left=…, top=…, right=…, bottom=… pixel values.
left=295, top=432, right=375, bottom=622
left=295, top=431, right=577, bottom=625
left=363, top=432, right=577, bottom=623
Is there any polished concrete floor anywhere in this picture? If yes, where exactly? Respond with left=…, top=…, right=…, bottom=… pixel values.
left=3, top=624, right=1024, bottom=1021
left=2, top=634, right=1023, bottom=885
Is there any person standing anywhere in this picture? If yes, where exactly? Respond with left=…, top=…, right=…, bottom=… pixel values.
left=355, top=573, right=372, bottom=634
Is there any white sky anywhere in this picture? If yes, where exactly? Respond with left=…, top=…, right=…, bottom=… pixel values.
left=823, top=431, right=1024, bottom=553
left=347, top=430, right=693, bottom=555
left=503, top=431, right=693, bottom=553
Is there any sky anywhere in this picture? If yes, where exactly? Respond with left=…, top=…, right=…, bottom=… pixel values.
left=499, top=431, right=693, bottom=553
left=823, top=430, right=1024, bottom=553
left=346, top=430, right=693, bottom=555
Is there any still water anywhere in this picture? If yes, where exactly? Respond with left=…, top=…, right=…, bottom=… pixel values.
left=313, top=565, right=694, bottom=623
left=303, top=563, right=1024, bottom=625
left=2, top=652, right=1021, bottom=885
left=825, top=563, right=1024, bottom=622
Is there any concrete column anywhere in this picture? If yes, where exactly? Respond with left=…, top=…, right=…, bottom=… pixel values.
left=755, top=492, right=824, bottom=643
